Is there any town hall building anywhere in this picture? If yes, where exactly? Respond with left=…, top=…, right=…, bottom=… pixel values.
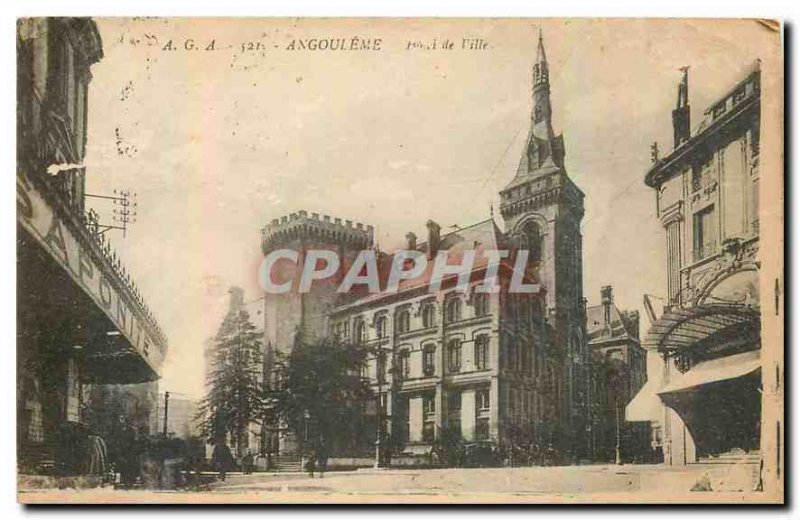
left=260, top=34, right=591, bottom=463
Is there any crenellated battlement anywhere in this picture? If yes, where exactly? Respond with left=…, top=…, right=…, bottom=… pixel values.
left=261, top=210, right=374, bottom=253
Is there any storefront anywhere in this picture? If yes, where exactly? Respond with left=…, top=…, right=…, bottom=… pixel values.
left=17, top=171, right=166, bottom=475
left=640, top=299, right=760, bottom=465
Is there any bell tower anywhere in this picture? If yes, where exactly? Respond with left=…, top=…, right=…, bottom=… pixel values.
left=499, top=31, right=590, bottom=459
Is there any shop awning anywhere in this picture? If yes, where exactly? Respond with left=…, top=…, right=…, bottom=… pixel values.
left=644, top=303, right=760, bottom=351
left=626, top=382, right=663, bottom=423
left=657, top=349, right=761, bottom=395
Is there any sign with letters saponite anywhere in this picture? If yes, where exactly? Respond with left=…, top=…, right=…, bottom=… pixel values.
left=17, top=175, right=164, bottom=374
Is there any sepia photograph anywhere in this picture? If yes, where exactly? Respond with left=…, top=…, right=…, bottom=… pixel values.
left=14, top=16, right=784, bottom=504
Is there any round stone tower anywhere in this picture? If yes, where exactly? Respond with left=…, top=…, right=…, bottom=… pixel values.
left=260, top=210, right=374, bottom=357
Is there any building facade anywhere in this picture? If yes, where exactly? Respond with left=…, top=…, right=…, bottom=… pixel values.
left=628, top=64, right=763, bottom=476
left=497, top=33, right=592, bottom=459
left=17, top=18, right=168, bottom=476
left=261, top=34, right=590, bottom=463
left=586, top=286, right=651, bottom=463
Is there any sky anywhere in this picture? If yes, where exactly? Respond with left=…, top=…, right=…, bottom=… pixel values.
left=82, top=18, right=771, bottom=398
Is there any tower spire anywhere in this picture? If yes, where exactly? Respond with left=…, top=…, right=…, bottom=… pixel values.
left=535, top=27, right=547, bottom=79
left=505, top=30, right=563, bottom=187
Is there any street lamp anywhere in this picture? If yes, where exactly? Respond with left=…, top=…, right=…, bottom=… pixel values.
left=615, top=399, right=622, bottom=465
left=374, top=348, right=385, bottom=469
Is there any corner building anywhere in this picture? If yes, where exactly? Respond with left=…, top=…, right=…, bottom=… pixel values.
left=628, top=64, right=767, bottom=484
left=17, top=18, right=168, bottom=477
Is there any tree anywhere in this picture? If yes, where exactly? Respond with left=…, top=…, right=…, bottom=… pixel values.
left=273, top=336, right=373, bottom=461
left=197, top=306, right=264, bottom=454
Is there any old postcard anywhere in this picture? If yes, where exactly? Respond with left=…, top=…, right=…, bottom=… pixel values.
left=16, top=17, right=783, bottom=504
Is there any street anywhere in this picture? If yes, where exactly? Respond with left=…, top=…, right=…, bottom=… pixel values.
left=20, top=463, right=770, bottom=504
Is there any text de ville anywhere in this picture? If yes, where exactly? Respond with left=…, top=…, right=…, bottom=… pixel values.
left=285, top=37, right=382, bottom=51
left=406, top=37, right=489, bottom=51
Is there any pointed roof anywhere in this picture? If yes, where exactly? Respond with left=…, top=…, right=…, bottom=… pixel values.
left=535, top=29, right=548, bottom=69
left=586, top=302, right=639, bottom=345
left=502, top=32, right=564, bottom=193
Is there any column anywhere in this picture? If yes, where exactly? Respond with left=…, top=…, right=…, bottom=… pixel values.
left=461, top=389, right=476, bottom=441
left=490, top=377, right=500, bottom=441
left=409, top=396, right=423, bottom=442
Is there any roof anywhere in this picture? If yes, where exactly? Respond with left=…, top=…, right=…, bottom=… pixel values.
left=333, top=218, right=540, bottom=311
left=586, top=302, right=638, bottom=345
left=643, top=303, right=760, bottom=352
left=645, top=63, right=760, bottom=188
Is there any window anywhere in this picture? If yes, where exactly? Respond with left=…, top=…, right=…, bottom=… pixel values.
left=692, top=156, right=714, bottom=192
left=447, top=339, right=462, bottom=373
left=376, top=316, right=388, bottom=339
left=424, top=394, right=436, bottom=415
left=423, top=394, right=436, bottom=442
left=446, top=298, right=461, bottom=323
left=750, top=178, right=760, bottom=234
left=474, top=334, right=489, bottom=370
left=397, top=349, right=410, bottom=379
left=474, top=293, right=490, bottom=317
left=447, top=391, right=462, bottom=437
left=505, top=340, right=517, bottom=371
left=397, top=397, right=410, bottom=443
left=396, top=310, right=410, bottom=334
left=355, top=320, right=366, bottom=344
left=693, top=205, right=717, bottom=261
left=422, top=344, right=436, bottom=376
left=422, top=303, right=436, bottom=328
left=475, top=389, right=490, bottom=440
left=376, top=352, right=387, bottom=383
left=520, top=221, right=544, bottom=265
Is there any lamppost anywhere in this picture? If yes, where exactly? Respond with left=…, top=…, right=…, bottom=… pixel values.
left=615, top=399, right=622, bottom=465
left=163, top=391, right=170, bottom=437
left=374, top=347, right=385, bottom=469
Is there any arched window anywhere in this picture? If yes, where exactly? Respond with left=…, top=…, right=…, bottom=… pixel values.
left=446, top=298, right=461, bottom=324
left=474, top=293, right=490, bottom=317
left=422, top=303, right=436, bottom=329
left=396, top=310, right=411, bottom=334
left=376, top=352, right=386, bottom=383
left=422, top=344, right=436, bottom=376
left=397, top=349, right=410, bottom=379
left=474, top=334, right=489, bottom=370
left=519, top=221, right=544, bottom=265
left=354, top=320, right=366, bottom=344
left=447, top=339, right=462, bottom=373
left=376, top=315, right=388, bottom=339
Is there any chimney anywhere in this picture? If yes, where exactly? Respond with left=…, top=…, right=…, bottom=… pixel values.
left=405, top=232, right=417, bottom=250
left=601, top=285, right=613, bottom=326
left=672, top=67, right=690, bottom=148
left=426, top=220, right=441, bottom=258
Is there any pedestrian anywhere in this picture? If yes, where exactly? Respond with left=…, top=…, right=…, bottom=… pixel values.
left=242, top=450, right=254, bottom=475
left=212, top=442, right=233, bottom=482
left=305, top=453, right=316, bottom=478
left=316, top=446, right=328, bottom=479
